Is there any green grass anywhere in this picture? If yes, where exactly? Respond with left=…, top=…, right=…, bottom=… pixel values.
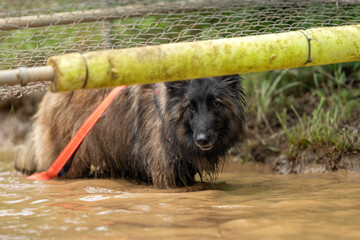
left=243, top=69, right=301, bottom=131
left=240, top=60, right=360, bottom=164
left=269, top=63, right=360, bottom=157
left=277, top=98, right=360, bottom=156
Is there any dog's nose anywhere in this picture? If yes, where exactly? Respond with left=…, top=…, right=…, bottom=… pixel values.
left=196, top=133, right=210, bottom=146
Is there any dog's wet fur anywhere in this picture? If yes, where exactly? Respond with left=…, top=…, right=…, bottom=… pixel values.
left=15, top=75, right=245, bottom=188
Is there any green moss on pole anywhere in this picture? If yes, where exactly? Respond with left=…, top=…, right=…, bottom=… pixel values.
left=47, top=53, right=87, bottom=92
left=47, top=24, right=360, bottom=92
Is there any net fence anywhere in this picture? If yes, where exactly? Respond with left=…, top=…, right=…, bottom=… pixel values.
left=0, top=0, right=359, bottom=99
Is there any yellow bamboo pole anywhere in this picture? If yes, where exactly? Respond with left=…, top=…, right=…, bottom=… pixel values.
left=46, top=24, right=359, bottom=91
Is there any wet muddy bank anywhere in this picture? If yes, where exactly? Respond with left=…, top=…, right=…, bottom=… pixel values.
left=244, top=144, right=360, bottom=174
left=234, top=92, right=360, bottom=175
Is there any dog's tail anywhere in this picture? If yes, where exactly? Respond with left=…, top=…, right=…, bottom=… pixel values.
left=14, top=136, right=37, bottom=175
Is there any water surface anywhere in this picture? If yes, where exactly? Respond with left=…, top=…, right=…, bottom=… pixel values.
left=1, top=152, right=360, bottom=239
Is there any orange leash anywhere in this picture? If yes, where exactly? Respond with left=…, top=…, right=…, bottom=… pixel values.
left=28, top=86, right=126, bottom=181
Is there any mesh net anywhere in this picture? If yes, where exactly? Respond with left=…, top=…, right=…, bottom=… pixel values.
left=0, top=0, right=359, bottom=99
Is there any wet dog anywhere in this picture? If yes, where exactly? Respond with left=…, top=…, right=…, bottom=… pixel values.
left=15, top=75, right=245, bottom=188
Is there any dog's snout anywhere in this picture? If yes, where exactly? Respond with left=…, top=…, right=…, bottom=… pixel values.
left=196, top=133, right=210, bottom=146
left=196, top=129, right=214, bottom=146
left=194, top=130, right=215, bottom=151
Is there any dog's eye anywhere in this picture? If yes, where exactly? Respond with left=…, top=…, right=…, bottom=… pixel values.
left=212, top=101, right=219, bottom=109
left=187, top=105, right=195, bottom=112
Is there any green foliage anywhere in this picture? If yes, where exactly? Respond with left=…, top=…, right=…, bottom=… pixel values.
left=244, top=61, right=360, bottom=157
left=277, top=96, right=360, bottom=155
left=243, top=69, right=300, bottom=124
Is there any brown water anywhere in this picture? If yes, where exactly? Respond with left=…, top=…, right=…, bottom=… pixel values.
left=1, top=152, right=360, bottom=240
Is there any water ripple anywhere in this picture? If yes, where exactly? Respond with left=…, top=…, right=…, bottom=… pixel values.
left=85, top=187, right=122, bottom=194
left=95, top=226, right=108, bottom=231
left=0, top=208, right=34, bottom=217
left=79, top=195, right=111, bottom=202
left=30, top=199, right=49, bottom=205
left=114, top=193, right=137, bottom=199
left=3, top=197, right=30, bottom=204
left=96, top=209, right=134, bottom=215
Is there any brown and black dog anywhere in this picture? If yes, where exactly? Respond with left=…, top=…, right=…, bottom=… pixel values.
left=15, top=75, right=245, bottom=188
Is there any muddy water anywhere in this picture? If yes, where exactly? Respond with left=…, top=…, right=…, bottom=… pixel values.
left=1, top=152, right=360, bottom=240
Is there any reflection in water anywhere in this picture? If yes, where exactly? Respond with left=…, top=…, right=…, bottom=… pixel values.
left=79, top=195, right=111, bottom=202
left=1, top=152, right=360, bottom=239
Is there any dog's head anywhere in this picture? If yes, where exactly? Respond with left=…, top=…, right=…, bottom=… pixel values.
left=165, top=74, right=245, bottom=153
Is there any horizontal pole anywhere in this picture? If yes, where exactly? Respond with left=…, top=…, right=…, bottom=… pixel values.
left=46, top=24, right=360, bottom=92
left=0, top=66, right=54, bottom=86
left=1, top=25, right=359, bottom=90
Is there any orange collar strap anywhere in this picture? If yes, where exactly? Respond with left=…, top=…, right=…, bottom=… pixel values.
left=28, top=86, right=126, bottom=181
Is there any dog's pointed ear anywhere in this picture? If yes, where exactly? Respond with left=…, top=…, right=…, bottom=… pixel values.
left=165, top=81, right=188, bottom=95
left=218, top=74, right=241, bottom=90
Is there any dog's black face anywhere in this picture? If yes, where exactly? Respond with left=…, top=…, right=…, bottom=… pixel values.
left=185, top=82, right=222, bottom=151
left=165, top=75, right=245, bottom=153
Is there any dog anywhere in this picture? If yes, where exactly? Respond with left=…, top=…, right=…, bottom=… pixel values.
left=15, top=75, right=245, bottom=188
